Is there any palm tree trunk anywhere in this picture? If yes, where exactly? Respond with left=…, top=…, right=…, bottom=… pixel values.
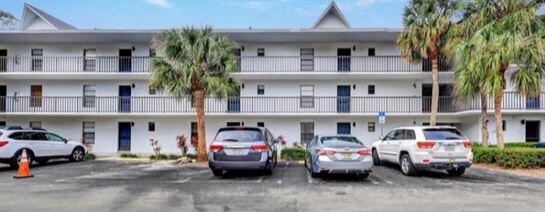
left=480, top=90, right=489, bottom=147
left=194, top=90, right=207, bottom=162
left=430, top=57, right=439, bottom=126
left=494, top=89, right=505, bottom=149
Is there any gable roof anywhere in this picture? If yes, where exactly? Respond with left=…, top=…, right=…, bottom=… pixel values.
left=21, top=3, right=76, bottom=30
left=311, top=1, right=351, bottom=29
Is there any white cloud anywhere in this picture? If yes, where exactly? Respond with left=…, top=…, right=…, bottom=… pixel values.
left=143, top=0, right=174, bottom=9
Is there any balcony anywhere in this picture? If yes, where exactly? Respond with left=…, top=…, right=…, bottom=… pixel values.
left=0, top=56, right=450, bottom=73
left=0, top=92, right=540, bottom=115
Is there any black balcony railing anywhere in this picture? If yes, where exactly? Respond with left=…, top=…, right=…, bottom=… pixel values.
left=0, top=56, right=452, bottom=73
left=0, top=92, right=541, bottom=114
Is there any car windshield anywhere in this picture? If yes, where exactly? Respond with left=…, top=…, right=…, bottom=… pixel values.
left=423, top=128, right=466, bottom=140
left=215, top=129, right=263, bottom=142
left=321, top=136, right=364, bottom=147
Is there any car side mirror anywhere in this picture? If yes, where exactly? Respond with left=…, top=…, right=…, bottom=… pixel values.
left=379, top=136, right=384, bottom=141
left=273, top=139, right=279, bottom=144
left=63, top=138, right=69, bottom=143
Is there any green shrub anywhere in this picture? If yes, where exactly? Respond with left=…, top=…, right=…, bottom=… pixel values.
left=281, top=148, right=305, bottom=161
left=150, top=154, right=168, bottom=160
left=472, top=147, right=499, bottom=164
left=185, top=154, right=197, bottom=159
left=119, top=153, right=139, bottom=158
left=505, top=142, right=538, bottom=148
left=168, top=154, right=182, bottom=160
left=496, top=148, right=545, bottom=169
left=84, top=153, right=96, bottom=161
left=472, top=147, right=545, bottom=169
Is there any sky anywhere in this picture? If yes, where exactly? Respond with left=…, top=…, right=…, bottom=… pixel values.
left=0, top=0, right=408, bottom=29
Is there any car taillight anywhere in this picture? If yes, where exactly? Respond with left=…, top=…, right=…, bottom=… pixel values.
left=209, top=144, right=224, bottom=152
left=417, top=141, right=436, bottom=149
left=357, top=149, right=372, bottom=156
left=0, top=140, right=8, bottom=148
left=250, top=144, right=268, bottom=152
left=463, top=140, right=472, bottom=148
left=317, top=148, right=336, bottom=156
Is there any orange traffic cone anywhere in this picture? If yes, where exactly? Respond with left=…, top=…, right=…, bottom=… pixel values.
left=14, top=149, right=34, bottom=179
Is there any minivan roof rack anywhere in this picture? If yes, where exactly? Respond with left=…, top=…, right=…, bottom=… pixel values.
left=31, top=127, right=47, bottom=131
left=5, top=126, right=23, bottom=130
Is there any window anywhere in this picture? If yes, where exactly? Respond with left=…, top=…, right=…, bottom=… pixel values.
left=44, top=133, right=64, bottom=142
left=31, top=49, right=43, bottom=71
left=257, top=84, right=265, bottom=95
left=405, top=130, right=416, bottom=140
left=83, top=49, right=96, bottom=71
left=300, top=85, right=314, bottom=108
left=257, top=122, right=265, bottom=127
left=227, top=122, right=243, bottom=127
left=368, top=48, right=376, bottom=56
left=257, top=48, right=265, bottom=57
left=0, top=121, right=5, bottom=128
left=337, top=122, right=351, bottom=135
left=423, top=128, right=466, bottom=140
left=368, top=122, right=375, bottom=132
left=300, top=122, right=315, bottom=144
left=83, top=85, right=96, bottom=107
left=215, top=128, right=263, bottom=142
left=368, top=85, right=375, bottom=95
left=149, top=49, right=156, bottom=57
left=383, top=130, right=396, bottom=140
left=148, top=122, right=155, bottom=132
left=393, top=130, right=405, bottom=140
left=30, top=121, right=42, bottom=129
left=30, top=85, right=42, bottom=107
left=502, top=120, right=506, bottom=131
left=27, top=132, right=45, bottom=141
left=83, top=122, right=95, bottom=144
left=300, top=48, right=314, bottom=71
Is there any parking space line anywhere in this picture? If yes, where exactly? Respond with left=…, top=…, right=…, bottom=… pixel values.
left=173, top=177, right=193, bottom=183
left=276, top=179, right=282, bottom=184
left=372, top=174, right=394, bottom=185
left=306, top=171, right=313, bottom=184
left=367, top=178, right=380, bottom=185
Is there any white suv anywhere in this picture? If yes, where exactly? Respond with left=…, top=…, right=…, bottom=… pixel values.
left=0, top=127, right=87, bottom=168
left=371, top=126, right=472, bottom=176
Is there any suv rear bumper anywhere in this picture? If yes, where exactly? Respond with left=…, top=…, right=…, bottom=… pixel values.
left=208, top=153, right=269, bottom=171
left=414, top=162, right=471, bottom=170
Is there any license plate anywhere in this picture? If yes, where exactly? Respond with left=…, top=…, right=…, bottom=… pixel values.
left=342, top=153, right=352, bottom=159
left=449, top=158, right=456, bottom=163
left=444, top=145, right=455, bottom=151
left=229, top=149, right=245, bottom=156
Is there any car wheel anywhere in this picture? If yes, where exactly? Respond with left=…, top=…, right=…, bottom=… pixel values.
left=400, top=154, right=418, bottom=176
left=372, top=149, right=382, bottom=165
left=264, top=158, right=274, bottom=175
left=359, top=172, right=369, bottom=179
left=69, top=147, right=85, bottom=162
left=447, top=167, right=466, bottom=177
left=10, top=150, right=34, bottom=169
left=36, top=158, right=49, bottom=166
left=211, top=168, right=223, bottom=177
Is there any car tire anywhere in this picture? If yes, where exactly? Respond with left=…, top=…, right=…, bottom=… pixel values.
left=211, top=168, right=223, bottom=177
left=359, top=172, right=370, bottom=179
left=400, top=154, right=418, bottom=176
left=10, top=149, right=34, bottom=170
left=447, top=167, right=466, bottom=177
left=264, top=159, right=274, bottom=175
left=69, top=147, right=85, bottom=162
left=36, top=158, right=49, bottom=166
left=372, top=149, right=382, bottom=165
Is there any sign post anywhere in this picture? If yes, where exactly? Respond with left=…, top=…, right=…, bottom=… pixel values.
left=378, top=111, right=386, bottom=136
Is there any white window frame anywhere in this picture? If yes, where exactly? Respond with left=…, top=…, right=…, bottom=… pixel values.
left=300, top=85, right=314, bottom=108
left=83, top=84, right=96, bottom=107
left=83, top=122, right=95, bottom=144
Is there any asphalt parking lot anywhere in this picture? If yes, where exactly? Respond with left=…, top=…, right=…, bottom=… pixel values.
left=1, top=160, right=545, bottom=212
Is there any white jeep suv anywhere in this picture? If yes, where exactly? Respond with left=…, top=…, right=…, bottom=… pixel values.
left=371, top=126, right=472, bottom=176
left=0, top=127, right=87, bottom=168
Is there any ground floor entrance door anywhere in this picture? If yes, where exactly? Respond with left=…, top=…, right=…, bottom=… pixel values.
left=526, top=121, right=540, bottom=142
left=118, top=122, right=132, bottom=151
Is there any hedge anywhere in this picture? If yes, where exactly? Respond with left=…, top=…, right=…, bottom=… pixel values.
left=281, top=148, right=305, bottom=161
left=119, top=153, right=139, bottom=158
left=473, top=142, right=540, bottom=148
left=84, top=153, right=96, bottom=161
left=472, top=147, right=545, bottom=169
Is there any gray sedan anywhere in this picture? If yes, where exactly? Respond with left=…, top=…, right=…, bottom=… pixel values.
left=304, top=134, right=373, bottom=178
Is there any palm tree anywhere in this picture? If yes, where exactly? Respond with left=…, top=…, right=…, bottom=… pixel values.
left=448, top=0, right=545, bottom=149
left=150, top=27, right=238, bottom=161
left=397, top=0, right=462, bottom=126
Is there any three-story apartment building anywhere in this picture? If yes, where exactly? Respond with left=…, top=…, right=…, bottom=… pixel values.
left=0, top=3, right=543, bottom=154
